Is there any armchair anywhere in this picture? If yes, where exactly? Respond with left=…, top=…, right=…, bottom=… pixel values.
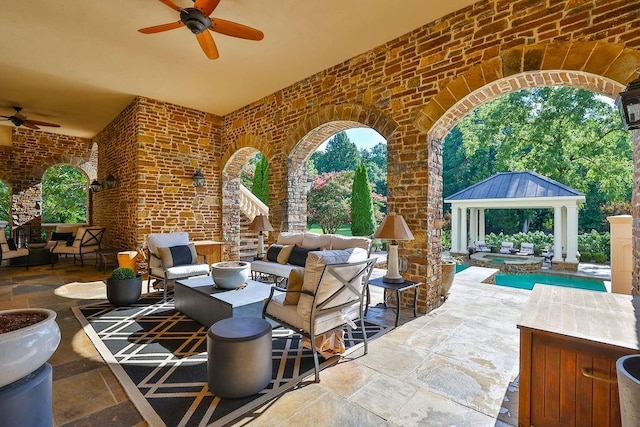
left=0, top=232, right=29, bottom=268
left=499, top=241, right=514, bottom=254
left=262, top=248, right=376, bottom=382
left=50, top=226, right=105, bottom=267
left=516, top=242, right=535, bottom=255
left=147, top=232, right=211, bottom=302
left=474, top=240, right=491, bottom=253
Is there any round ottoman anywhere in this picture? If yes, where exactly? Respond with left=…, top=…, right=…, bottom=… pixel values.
left=207, top=317, right=272, bottom=399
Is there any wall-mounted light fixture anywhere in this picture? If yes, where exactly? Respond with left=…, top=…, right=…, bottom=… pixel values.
left=90, top=179, right=102, bottom=193
left=616, top=70, right=640, bottom=130
left=103, top=174, right=117, bottom=190
left=193, top=169, right=206, bottom=188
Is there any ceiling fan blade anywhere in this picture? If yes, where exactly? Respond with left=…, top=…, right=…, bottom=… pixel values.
left=26, top=120, right=60, bottom=128
left=196, top=31, right=219, bottom=60
left=0, top=115, right=10, bottom=119
left=194, top=0, right=220, bottom=16
left=22, top=122, right=39, bottom=130
left=138, top=21, right=184, bottom=34
left=158, top=0, right=183, bottom=12
left=210, top=18, right=264, bottom=41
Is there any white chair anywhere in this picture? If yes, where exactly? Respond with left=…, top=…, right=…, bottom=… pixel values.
left=147, top=232, right=211, bottom=302
left=263, top=248, right=376, bottom=382
left=499, top=241, right=514, bottom=254
left=0, top=232, right=29, bottom=267
left=50, top=226, right=105, bottom=267
left=517, top=242, right=535, bottom=255
left=474, top=240, right=491, bottom=252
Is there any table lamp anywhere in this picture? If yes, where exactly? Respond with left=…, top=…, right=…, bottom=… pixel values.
left=373, top=214, right=414, bottom=283
left=249, top=214, right=274, bottom=260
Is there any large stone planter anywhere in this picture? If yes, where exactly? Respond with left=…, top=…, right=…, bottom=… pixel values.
left=0, top=308, right=60, bottom=388
left=211, top=261, right=250, bottom=289
left=106, top=276, right=142, bottom=307
left=441, top=261, right=456, bottom=297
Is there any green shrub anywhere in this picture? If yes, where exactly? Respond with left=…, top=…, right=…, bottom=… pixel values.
left=109, top=267, right=137, bottom=280
left=579, top=251, right=592, bottom=262
left=592, top=252, right=607, bottom=263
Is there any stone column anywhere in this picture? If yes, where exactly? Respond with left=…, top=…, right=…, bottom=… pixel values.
left=469, top=208, right=478, bottom=248
left=553, top=206, right=563, bottom=262
left=565, top=205, right=579, bottom=263
left=460, top=206, right=468, bottom=254
left=479, top=208, right=486, bottom=240
left=450, top=206, right=460, bottom=252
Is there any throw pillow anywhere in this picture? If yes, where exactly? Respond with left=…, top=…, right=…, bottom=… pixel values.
left=157, top=243, right=198, bottom=268
left=66, top=234, right=76, bottom=246
left=287, top=245, right=319, bottom=267
left=284, top=268, right=305, bottom=305
left=266, top=244, right=283, bottom=262
left=276, top=245, right=294, bottom=264
left=6, top=238, right=17, bottom=251
left=51, top=231, right=73, bottom=242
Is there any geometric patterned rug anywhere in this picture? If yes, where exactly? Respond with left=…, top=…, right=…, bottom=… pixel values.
left=72, top=294, right=388, bottom=427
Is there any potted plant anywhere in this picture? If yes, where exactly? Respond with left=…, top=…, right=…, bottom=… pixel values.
left=440, top=252, right=460, bottom=300
left=211, top=261, right=250, bottom=289
left=106, top=267, right=142, bottom=307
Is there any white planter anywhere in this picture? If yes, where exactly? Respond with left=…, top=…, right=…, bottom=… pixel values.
left=211, top=261, right=250, bottom=289
left=0, top=308, right=60, bottom=388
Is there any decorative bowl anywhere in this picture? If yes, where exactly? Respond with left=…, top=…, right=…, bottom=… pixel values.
left=211, top=261, right=250, bottom=289
left=0, top=308, right=60, bottom=388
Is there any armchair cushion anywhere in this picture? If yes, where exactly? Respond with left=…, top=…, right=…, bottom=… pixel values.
left=277, top=245, right=294, bottom=264
left=51, top=232, right=73, bottom=242
left=6, top=238, right=17, bottom=251
left=157, top=244, right=197, bottom=267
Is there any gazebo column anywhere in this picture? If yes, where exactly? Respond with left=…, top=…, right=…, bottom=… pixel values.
left=553, top=206, right=563, bottom=262
left=565, top=205, right=579, bottom=263
left=450, top=206, right=460, bottom=252
left=460, top=206, right=468, bottom=254
left=478, top=208, right=486, bottom=240
left=469, top=208, right=478, bottom=248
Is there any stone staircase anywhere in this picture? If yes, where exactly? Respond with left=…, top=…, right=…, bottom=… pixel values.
left=238, top=184, right=268, bottom=260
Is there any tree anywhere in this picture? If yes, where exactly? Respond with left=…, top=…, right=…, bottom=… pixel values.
left=251, top=155, right=269, bottom=204
left=351, top=163, right=376, bottom=236
left=307, top=171, right=353, bottom=234
left=42, top=165, right=87, bottom=223
left=313, top=132, right=361, bottom=173
left=0, top=180, right=8, bottom=222
left=361, top=142, right=387, bottom=195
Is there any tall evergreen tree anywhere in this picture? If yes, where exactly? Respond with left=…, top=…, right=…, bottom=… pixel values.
left=251, top=156, right=269, bottom=204
left=351, top=163, right=376, bottom=236
left=314, top=131, right=361, bottom=173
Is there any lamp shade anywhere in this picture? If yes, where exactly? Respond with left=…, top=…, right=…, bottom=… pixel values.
left=373, top=214, right=414, bottom=241
left=249, top=214, right=274, bottom=232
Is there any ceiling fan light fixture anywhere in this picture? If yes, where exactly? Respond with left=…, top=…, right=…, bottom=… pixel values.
left=181, top=8, right=211, bottom=34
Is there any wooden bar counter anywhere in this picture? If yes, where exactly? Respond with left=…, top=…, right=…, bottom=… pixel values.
left=518, top=285, right=640, bottom=427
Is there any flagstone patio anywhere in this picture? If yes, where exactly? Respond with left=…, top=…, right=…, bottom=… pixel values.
left=0, top=259, right=530, bottom=426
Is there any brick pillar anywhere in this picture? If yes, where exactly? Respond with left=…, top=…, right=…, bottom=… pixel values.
left=633, top=130, right=640, bottom=290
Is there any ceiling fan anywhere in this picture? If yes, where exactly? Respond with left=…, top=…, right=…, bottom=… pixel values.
left=0, top=107, right=60, bottom=130
left=138, top=0, right=264, bottom=60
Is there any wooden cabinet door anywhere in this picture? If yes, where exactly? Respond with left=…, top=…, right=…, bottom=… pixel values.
left=528, top=333, right=628, bottom=427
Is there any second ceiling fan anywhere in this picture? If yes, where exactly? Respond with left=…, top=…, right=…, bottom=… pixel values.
left=138, top=0, right=264, bottom=60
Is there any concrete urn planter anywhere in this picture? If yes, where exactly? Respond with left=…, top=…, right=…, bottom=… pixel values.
left=441, top=260, right=456, bottom=298
left=0, top=308, right=60, bottom=388
left=211, top=261, right=250, bottom=289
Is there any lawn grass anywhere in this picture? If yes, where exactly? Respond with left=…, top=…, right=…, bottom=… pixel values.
left=306, top=224, right=353, bottom=236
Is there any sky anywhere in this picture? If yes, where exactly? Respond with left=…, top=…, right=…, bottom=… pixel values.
left=317, top=127, right=386, bottom=151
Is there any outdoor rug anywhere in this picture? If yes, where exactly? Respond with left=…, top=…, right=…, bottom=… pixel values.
left=72, top=294, right=389, bottom=427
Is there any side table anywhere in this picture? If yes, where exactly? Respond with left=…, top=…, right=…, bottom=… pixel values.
left=365, top=277, right=423, bottom=327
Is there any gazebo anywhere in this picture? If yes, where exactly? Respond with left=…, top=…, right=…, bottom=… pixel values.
left=444, top=171, right=585, bottom=267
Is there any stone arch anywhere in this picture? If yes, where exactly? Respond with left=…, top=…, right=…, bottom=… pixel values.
left=413, top=41, right=640, bottom=302
left=281, top=104, right=399, bottom=231
left=220, top=134, right=273, bottom=260
left=415, top=42, right=640, bottom=137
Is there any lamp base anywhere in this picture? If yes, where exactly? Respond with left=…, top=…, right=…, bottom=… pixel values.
left=382, top=275, right=405, bottom=284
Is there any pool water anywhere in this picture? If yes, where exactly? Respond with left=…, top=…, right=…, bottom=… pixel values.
left=495, top=273, right=606, bottom=292
left=454, top=264, right=605, bottom=292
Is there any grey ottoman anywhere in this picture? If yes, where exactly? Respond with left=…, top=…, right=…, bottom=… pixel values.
left=207, top=317, right=272, bottom=399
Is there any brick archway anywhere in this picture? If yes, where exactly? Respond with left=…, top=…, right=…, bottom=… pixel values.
left=280, top=104, right=398, bottom=232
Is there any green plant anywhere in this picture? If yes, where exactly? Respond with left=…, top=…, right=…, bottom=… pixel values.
left=592, top=252, right=607, bottom=263
left=109, top=267, right=137, bottom=280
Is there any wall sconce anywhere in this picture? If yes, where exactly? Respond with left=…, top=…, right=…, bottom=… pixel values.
left=305, top=176, right=313, bottom=193
left=616, top=70, right=640, bottom=130
left=104, top=174, right=117, bottom=190
left=373, top=213, right=415, bottom=283
left=90, top=179, right=102, bottom=193
left=193, top=169, right=206, bottom=188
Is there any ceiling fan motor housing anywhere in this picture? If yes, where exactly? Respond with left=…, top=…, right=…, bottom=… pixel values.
left=180, top=8, right=211, bottom=34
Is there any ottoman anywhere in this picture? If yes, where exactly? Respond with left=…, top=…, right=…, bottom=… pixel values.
left=207, top=317, right=272, bottom=398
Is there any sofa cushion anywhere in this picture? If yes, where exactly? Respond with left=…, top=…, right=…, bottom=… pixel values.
left=276, top=232, right=303, bottom=246
left=288, top=245, right=319, bottom=267
left=276, top=245, right=294, bottom=264
left=302, top=233, right=332, bottom=250
left=157, top=243, right=198, bottom=267
left=330, top=234, right=371, bottom=251
left=51, top=231, right=73, bottom=242
left=6, top=238, right=17, bottom=251
left=297, top=247, right=368, bottom=320
left=251, top=260, right=298, bottom=278
left=266, top=244, right=283, bottom=262
left=284, top=268, right=305, bottom=305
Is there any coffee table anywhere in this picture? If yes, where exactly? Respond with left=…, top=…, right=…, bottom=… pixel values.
left=175, top=276, right=277, bottom=327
